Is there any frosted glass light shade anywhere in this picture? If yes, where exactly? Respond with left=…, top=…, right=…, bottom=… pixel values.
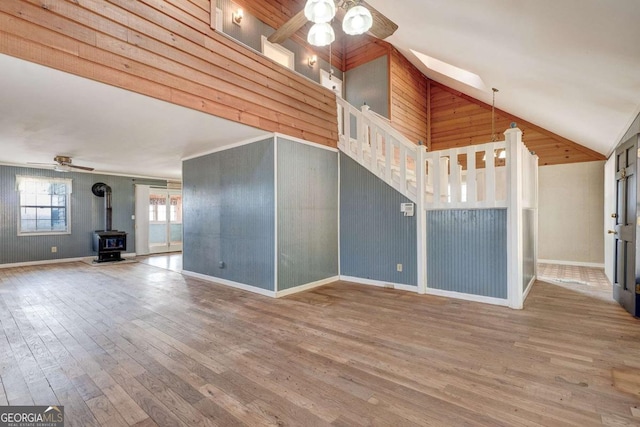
left=342, top=5, right=373, bottom=35
left=307, top=22, right=335, bottom=47
left=304, top=0, right=336, bottom=24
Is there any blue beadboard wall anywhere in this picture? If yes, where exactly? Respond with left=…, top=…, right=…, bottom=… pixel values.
left=345, top=55, right=389, bottom=119
left=340, top=153, right=417, bottom=286
left=0, top=165, right=164, bottom=265
left=182, top=138, right=275, bottom=291
left=427, top=209, right=507, bottom=299
left=217, top=0, right=343, bottom=83
left=277, top=138, right=338, bottom=291
left=523, top=209, right=536, bottom=292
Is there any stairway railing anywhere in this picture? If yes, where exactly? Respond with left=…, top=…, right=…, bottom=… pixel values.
left=336, top=98, right=524, bottom=211
left=337, top=98, right=425, bottom=203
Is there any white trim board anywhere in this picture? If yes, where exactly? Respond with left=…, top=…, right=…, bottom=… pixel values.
left=182, top=271, right=337, bottom=298
left=181, top=134, right=274, bottom=161
left=275, top=276, right=338, bottom=297
left=425, top=288, right=510, bottom=307
left=274, top=137, right=279, bottom=293
left=538, top=259, right=605, bottom=269
left=339, top=276, right=419, bottom=293
left=0, top=252, right=137, bottom=269
left=522, top=276, right=536, bottom=302
left=274, top=133, right=339, bottom=152
left=182, top=270, right=276, bottom=297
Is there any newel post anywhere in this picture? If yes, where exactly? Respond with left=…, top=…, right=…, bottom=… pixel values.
left=417, top=144, right=427, bottom=294
left=505, top=127, right=524, bottom=309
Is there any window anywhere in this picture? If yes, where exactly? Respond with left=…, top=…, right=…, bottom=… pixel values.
left=149, top=194, right=167, bottom=222
left=16, top=176, right=72, bottom=235
left=261, top=35, right=294, bottom=70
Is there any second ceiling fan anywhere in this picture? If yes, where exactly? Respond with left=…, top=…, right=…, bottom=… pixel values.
left=268, top=0, right=398, bottom=46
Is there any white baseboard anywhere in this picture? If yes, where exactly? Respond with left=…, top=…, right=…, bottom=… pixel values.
left=0, top=252, right=137, bottom=269
left=275, top=276, right=338, bottom=297
left=182, top=271, right=338, bottom=298
left=523, top=276, right=536, bottom=302
left=425, top=287, right=509, bottom=307
left=181, top=270, right=276, bottom=298
left=538, top=259, right=604, bottom=269
left=339, top=276, right=419, bottom=293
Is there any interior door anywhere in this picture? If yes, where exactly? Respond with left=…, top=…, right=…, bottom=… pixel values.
left=613, top=137, right=637, bottom=316
left=149, top=189, right=182, bottom=254
left=604, top=155, right=615, bottom=283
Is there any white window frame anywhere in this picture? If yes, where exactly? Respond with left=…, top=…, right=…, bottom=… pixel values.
left=16, top=176, right=72, bottom=236
left=261, top=35, right=294, bottom=70
left=215, top=7, right=223, bottom=32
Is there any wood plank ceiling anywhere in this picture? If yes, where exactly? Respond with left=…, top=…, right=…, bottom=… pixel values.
left=429, top=84, right=606, bottom=165
left=252, top=0, right=606, bottom=165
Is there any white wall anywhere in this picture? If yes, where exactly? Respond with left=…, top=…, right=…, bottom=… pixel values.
left=538, top=161, right=605, bottom=265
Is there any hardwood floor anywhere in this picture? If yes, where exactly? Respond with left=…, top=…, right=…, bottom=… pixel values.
left=0, top=262, right=639, bottom=426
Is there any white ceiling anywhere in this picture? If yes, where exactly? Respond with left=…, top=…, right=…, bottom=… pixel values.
left=368, top=0, right=640, bottom=156
left=0, top=54, right=270, bottom=180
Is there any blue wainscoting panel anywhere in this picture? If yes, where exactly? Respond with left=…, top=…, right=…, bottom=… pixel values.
left=427, top=209, right=507, bottom=298
left=523, top=209, right=536, bottom=292
left=340, top=153, right=417, bottom=286
left=0, top=165, right=164, bottom=264
left=182, top=138, right=275, bottom=291
left=277, top=138, right=339, bottom=291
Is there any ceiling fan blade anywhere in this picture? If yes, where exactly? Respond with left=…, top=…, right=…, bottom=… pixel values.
left=267, top=9, right=308, bottom=44
left=362, top=1, right=398, bottom=39
left=65, top=164, right=95, bottom=171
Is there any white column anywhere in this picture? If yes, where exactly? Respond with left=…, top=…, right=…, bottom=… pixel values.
left=505, top=127, right=524, bottom=309
left=417, top=145, right=427, bottom=294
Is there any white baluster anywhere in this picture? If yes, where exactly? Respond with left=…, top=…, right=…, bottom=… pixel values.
left=467, top=147, right=477, bottom=205
left=485, top=143, right=496, bottom=205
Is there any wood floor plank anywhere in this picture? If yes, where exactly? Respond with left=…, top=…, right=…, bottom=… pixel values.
left=0, top=261, right=639, bottom=426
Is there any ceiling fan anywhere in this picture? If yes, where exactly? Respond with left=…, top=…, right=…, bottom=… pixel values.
left=268, top=0, right=398, bottom=46
left=28, top=155, right=95, bottom=172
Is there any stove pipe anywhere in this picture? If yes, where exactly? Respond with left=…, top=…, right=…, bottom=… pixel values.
left=91, top=182, right=113, bottom=231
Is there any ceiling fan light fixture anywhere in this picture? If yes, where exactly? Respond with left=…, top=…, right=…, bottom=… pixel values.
left=307, top=22, right=335, bottom=47
left=304, top=0, right=336, bottom=24
left=54, top=164, right=71, bottom=173
left=342, top=4, right=373, bottom=35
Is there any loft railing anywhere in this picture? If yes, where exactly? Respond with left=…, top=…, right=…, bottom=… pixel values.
left=336, top=97, right=533, bottom=210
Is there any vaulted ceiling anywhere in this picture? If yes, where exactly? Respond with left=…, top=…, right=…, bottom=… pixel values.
left=256, top=0, right=640, bottom=162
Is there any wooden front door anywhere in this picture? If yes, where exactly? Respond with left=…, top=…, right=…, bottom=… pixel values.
left=613, top=136, right=638, bottom=317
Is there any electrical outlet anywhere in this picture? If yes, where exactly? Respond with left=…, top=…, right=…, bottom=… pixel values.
left=396, top=263, right=402, bottom=272
left=51, top=246, right=57, bottom=253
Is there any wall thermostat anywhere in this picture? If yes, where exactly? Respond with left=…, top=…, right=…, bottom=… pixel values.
left=401, top=203, right=415, bottom=217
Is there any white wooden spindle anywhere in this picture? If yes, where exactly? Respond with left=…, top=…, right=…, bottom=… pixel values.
left=467, top=147, right=477, bottom=204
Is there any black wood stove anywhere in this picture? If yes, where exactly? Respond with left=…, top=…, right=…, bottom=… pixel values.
left=92, top=182, right=127, bottom=263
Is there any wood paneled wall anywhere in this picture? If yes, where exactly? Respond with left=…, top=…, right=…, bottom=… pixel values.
left=227, top=0, right=345, bottom=68
left=344, top=37, right=429, bottom=148
left=0, top=0, right=338, bottom=147
left=429, top=83, right=605, bottom=165
left=344, top=34, right=389, bottom=71
left=389, top=49, right=428, bottom=146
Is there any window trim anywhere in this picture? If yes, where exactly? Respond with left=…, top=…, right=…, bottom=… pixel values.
left=261, top=35, right=295, bottom=70
left=16, top=175, right=73, bottom=236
